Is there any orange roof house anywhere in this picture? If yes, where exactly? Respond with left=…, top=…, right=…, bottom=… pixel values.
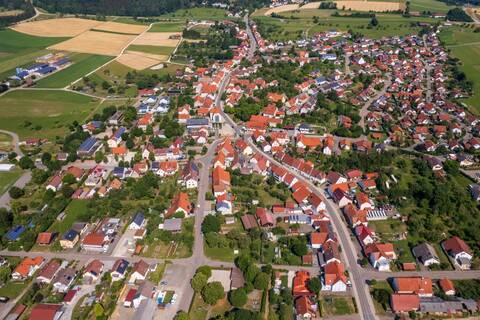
left=392, top=277, right=433, bottom=297
left=166, top=192, right=192, bottom=218
left=12, top=256, right=45, bottom=280
left=438, top=278, right=455, bottom=296
left=292, top=270, right=311, bottom=297
left=390, top=294, right=420, bottom=313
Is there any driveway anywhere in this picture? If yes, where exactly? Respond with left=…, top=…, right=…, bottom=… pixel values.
left=61, top=284, right=95, bottom=320
left=111, top=229, right=136, bottom=258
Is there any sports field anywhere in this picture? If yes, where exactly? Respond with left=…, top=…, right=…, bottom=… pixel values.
left=0, top=29, right=67, bottom=80
left=35, top=54, right=113, bottom=88
left=439, top=26, right=480, bottom=113
left=0, top=90, right=100, bottom=139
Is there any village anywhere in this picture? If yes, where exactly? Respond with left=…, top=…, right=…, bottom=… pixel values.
left=0, top=2, right=480, bottom=320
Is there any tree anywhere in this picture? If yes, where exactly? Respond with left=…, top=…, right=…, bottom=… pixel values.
left=93, top=303, right=104, bottom=317
left=62, top=173, right=76, bottom=185
left=245, top=264, right=260, bottom=283
left=370, top=15, right=378, bottom=27
left=196, top=265, right=212, bottom=278
left=173, top=311, right=189, bottom=320
left=201, top=281, right=224, bottom=305
left=191, top=272, right=207, bottom=293
left=201, top=215, right=221, bottom=234
left=307, top=277, right=321, bottom=294
left=8, top=186, right=24, bottom=199
left=292, top=242, right=308, bottom=256
left=254, top=272, right=270, bottom=290
left=94, top=151, right=104, bottom=164
left=228, top=288, right=247, bottom=307
left=0, top=266, right=11, bottom=284
left=18, top=156, right=34, bottom=169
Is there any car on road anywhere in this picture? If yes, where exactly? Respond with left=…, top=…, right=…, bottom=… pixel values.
left=0, top=296, right=10, bottom=303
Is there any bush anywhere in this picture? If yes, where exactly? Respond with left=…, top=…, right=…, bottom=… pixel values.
left=228, top=288, right=248, bottom=307
left=201, top=281, right=225, bottom=305
left=8, top=186, right=24, bottom=199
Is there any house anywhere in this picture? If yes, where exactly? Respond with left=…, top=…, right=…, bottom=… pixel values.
left=365, top=243, right=396, bottom=271
left=36, top=260, right=61, bottom=284
left=256, top=208, right=275, bottom=227
left=111, top=259, right=129, bottom=281
left=412, top=243, right=440, bottom=267
left=438, top=278, right=455, bottom=296
left=123, top=288, right=137, bottom=308
left=52, top=267, right=77, bottom=293
left=230, top=267, right=245, bottom=290
left=442, top=236, right=473, bottom=270
left=36, top=232, right=55, bottom=246
left=129, top=260, right=150, bottom=284
left=160, top=218, right=183, bottom=232
left=295, top=296, right=317, bottom=320
left=132, top=282, right=155, bottom=308
left=241, top=214, right=258, bottom=230
left=46, top=175, right=62, bottom=192
left=390, top=294, right=420, bottom=313
left=77, top=137, right=101, bottom=157
left=60, top=229, right=79, bottom=249
left=392, top=277, right=433, bottom=297
left=12, top=256, right=45, bottom=280
left=83, top=260, right=104, bottom=283
left=28, top=304, right=63, bottom=320
left=129, top=213, right=146, bottom=230
left=293, top=270, right=311, bottom=297
left=165, top=192, right=192, bottom=218
left=321, top=261, right=347, bottom=292
left=81, top=233, right=108, bottom=252
left=179, top=160, right=199, bottom=189
left=6, top=225, right=25, bottom=241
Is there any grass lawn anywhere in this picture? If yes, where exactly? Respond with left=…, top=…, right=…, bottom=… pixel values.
left=148, top=21, right=186, bottom=32
left=142, top=218, right=193, bottom=259
left=148, top=262, right=167, bottom=284
left=0, top=168, right=22, bottom=195
left=370, top=280, right=393, bottom=314
left=393, top=239, right=415, bottom=264
left=35, top=54, right=113, bottom=88
left=0, top=132, right=13, bottom=152
left=189, top=293, right=208, bottom=320
left=0, top=29, right=67, bottom=80
left=0, top=280, right=29, bottom=298
left=204, top=243, right=235, bottom=262
left=439, top=26, right=480, bottom=114
left=48, top=199, right=88, bottom=234
left=320, top=296, right=356, bottom=316
left=127, top=45, right=176, bottom=56
left=0, top=90, right=101, bottom=140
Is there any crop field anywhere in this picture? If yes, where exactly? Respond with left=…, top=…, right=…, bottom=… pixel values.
left=0, top=90, right=100, bottom=139
left=439, top=26, right=480, bottom=113
left=35, top=54, right=113, bottom=88
left=117, top=52, right=167, bottom=70
left=335, top=1, right=403, bottom=11
left=49, top=30, right=136, bottom=56
left=92, top=21, right=148, bottom=34
left=0, top=29, right=67, bottom=80
left=11, top=17, right=101, bottom=37
left=133, top=32, right=181, bottom=47
left=127, top=44, right=176, bottom=56
left=149, top=21, right=186, bottom=32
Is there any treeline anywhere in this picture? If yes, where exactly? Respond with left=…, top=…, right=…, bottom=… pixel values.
left=446, top=7, right=473, bottom=22
left=0, top=0, right=35, bottom=27
left=33, top=0, right=203, bottom=16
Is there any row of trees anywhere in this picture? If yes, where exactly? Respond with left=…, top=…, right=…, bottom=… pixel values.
left=0, top=0, right=35, bottom=27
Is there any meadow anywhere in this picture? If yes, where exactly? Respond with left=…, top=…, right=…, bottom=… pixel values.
left=127, top=44, right=176, bottom=56
left=0, top=169, right=23, bottom=196
left=0, top=29, right=67, bottom=80
left=439, top=25, right=480, bottom=113
left=0, top=90, right=100, bottom=139
left=409, top=0, right=454, bottom=13
left=148, top=21, right=186, bottom=32
left=35, top=54, right=113, bottom=88
left=254, top=11, right=437, bottom=40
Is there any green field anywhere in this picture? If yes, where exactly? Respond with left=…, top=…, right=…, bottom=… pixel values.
left=127, top=45, right=176, bottom=56
left=0, top=29, right=67, bottom=80
left=159, top=7, right=230, bottom=21
left=35, top=54, right=113, bottom=88
left=0, top=280, right=29, bottom=298
left=409, top=0, right=453, bottom=13
left=0, top=90, right=100, bottom=139
left=254, top=10, right=437, bottom=40
left=0, top=169, right=22, bottom=196
left=439, top=26, right=480, bottom=113
left=48, top=199, right=87, bottom=233
left=149, top=21, right=186, bottom=32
